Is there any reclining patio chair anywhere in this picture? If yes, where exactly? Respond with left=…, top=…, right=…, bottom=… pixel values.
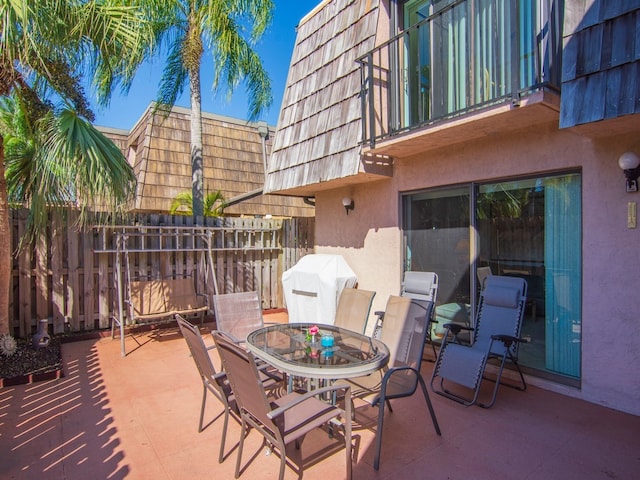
left=333, top=287, right=376, bottom=333
left=374, top=271, right=439, bottom=357
left=346, top=295, right=441, bottom=470
left=212, top=330, right=353, bottom=480
left=430, top=275, right=528, bottom=408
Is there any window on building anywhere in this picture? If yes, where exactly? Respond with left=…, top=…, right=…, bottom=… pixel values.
left=403, top=172, right=581, bottom=383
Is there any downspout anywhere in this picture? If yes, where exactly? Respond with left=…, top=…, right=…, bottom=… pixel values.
left=257, top=121, right=269, bottom=174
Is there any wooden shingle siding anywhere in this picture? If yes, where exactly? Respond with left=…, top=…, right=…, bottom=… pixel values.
left=560, top=1, right=640, bottom=128
left=99, top=104, right=314, bottom=218
left=265, top=0, right=382, bottom=194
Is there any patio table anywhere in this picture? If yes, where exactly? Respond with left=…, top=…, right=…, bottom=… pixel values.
left=246, top=322, right=389, bottom=388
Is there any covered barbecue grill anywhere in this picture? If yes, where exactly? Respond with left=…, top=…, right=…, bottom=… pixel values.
left=282, top=254, right=357, bottom=325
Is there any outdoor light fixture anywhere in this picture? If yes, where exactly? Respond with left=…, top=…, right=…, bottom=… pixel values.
left=342, top=196, right=354, bottom=215
left=257, top=121, right=269, bottom=139
left=618, top=151, right=640, bottom=193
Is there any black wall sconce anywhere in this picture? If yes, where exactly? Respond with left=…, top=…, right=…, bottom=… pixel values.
left=618, top=152, right=640, bottom=193
left=342, top=196, right=354, bottom=215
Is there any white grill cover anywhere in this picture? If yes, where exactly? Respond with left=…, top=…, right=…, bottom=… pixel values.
left=282, top=254, right=357, bottom=325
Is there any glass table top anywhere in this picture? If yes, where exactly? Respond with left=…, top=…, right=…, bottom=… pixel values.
left=246, top=322, right=389, bottom=379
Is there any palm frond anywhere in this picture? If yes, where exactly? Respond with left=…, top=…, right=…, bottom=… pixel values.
left=155, top=40, right=189, bottom=112
left=170, top=190, right=225, bottom=217
left=204, top=1, right=273, bottom=120
left=1, top=96, right=136, bottom=245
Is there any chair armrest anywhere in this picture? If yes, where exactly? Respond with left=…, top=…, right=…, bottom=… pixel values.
left=212, top=371, right=227, bottom=382
left=381, top=364, right=416, bottom=383
left=443, top=323, right=473, bottom=335
left=267, top=383, right=352, bottom=420
left=491, top=334, right=527, bottom=347
left=256, top=361, right=283, bottom=378
left=210, top=329, right=244, bottom=345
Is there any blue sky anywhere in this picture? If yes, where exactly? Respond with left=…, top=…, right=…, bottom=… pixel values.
left=89, top=1, right=320, bottom=130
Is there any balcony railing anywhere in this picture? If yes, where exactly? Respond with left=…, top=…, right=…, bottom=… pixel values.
left=357, top=0, right=562, bottom=147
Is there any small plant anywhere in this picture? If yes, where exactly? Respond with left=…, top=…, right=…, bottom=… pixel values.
left=305, top=325, right=320, bottom=343
left=0, top=334, right=18, bottom=357
left=170, top=190, right=226, bottom=217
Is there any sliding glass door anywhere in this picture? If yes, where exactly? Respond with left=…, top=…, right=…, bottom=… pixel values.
left=404, top=186, right=471, bottom=308
left=403, top=172, right=582, bottom=382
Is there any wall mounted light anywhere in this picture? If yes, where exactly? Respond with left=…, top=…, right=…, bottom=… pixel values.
left=618, top=151, right=640, bottom=193
left=342, top=196, right=355, bottom=215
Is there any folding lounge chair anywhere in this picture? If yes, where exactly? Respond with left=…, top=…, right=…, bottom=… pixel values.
left=333, top=287, right=376, bottom=333
left=346, top=295, right=441, bottom=470
left=402, top=271, right=438, bottom=302
left=430, top=275, right=528, bottom=408
left=212, top=331, right=353, bottom=480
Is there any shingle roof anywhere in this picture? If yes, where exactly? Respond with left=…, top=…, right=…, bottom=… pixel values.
left=265, top=0, right=382, bottom=195
left=100, top=104, right=314, bottom=217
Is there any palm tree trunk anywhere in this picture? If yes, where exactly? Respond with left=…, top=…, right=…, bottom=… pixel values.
left=0, top=135, right=11, bottom=335
left=189, top=67, right=204, bottom=222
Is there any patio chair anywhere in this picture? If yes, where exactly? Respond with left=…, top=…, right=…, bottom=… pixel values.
left=346, top=295, right=441, bottom=470
left=212, top=330, right=353, bottom=480
left=373, top=271, right=439, bottom=357
left=177, top=315, right=282, bottom=462
left=212, top=291, right=268, bottom=343
left=333, top=287, right=376, bottom=333
left=211, top=290, right=287, bottom=388
left=176, top=315, right=239, bottom=463
left=430, top=275, right=528, bottom=408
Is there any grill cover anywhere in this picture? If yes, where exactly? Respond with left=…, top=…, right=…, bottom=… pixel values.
left=282, top=254, right=357, bottom=325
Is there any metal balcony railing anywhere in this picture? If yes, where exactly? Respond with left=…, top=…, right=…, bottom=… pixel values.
left=357, top=0, right=563, bottom=147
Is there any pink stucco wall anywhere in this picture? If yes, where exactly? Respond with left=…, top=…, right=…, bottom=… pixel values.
left=314, top=124, right=640, bottom=415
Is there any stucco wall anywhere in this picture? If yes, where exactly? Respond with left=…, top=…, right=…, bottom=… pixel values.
left=314, top=123, right=640, bottom=415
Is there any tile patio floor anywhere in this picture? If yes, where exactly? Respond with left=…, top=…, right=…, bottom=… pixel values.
left=1, top=313, right=639, bottom=479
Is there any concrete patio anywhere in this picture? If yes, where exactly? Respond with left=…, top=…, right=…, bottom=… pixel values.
left=1, top=314, right=638, bottom=480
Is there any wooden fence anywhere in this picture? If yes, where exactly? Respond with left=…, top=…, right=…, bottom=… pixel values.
left=9, top=210, right=314, bottom=337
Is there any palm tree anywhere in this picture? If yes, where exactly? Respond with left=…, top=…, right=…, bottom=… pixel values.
left=0, top=0, right=151, bottom=335
left=1, top=95, right=137, bottom=246
left=137, top=0, right=274, bottom=219
left=170, top=190, right=226, bottom=217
